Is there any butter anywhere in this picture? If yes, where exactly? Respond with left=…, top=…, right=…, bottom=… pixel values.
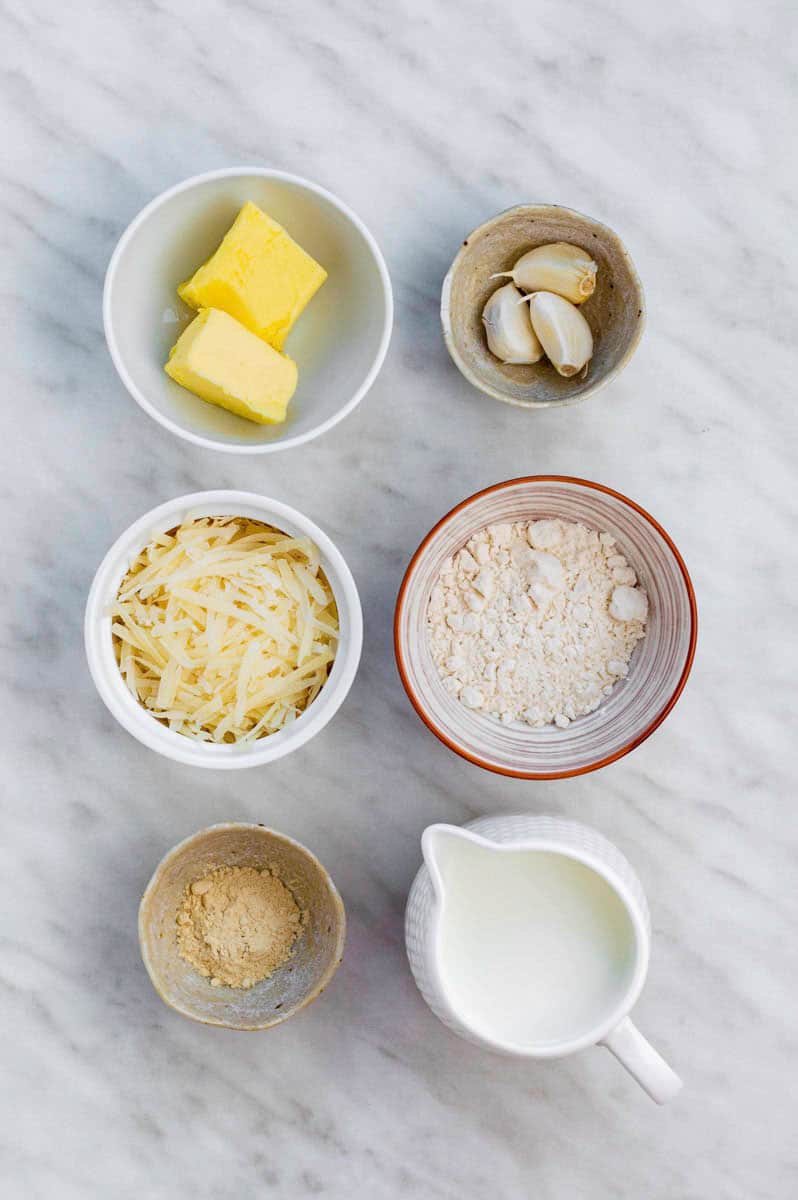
left=178, top=202, right=327, bottom=350
left=165, top=308, right=297, bottom=424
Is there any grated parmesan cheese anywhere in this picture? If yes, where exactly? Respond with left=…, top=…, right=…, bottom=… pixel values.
left=111, top=517, right=339, bottom=743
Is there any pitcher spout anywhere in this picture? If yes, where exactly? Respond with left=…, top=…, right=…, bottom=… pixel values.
left=421, top=823, right=493, bottom=900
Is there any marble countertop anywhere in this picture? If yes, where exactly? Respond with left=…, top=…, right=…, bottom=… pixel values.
left=3, top=0, right=796, bottom=1196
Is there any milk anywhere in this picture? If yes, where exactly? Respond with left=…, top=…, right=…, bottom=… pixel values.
left=434, top=837, right=638, bottom=1048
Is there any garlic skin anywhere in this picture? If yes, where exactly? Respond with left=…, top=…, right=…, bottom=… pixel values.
left=523, top=291, right=594, bottom=377
left=494, top=242, right=597, bottom=305
left=482, top=283, right=544, bottom=364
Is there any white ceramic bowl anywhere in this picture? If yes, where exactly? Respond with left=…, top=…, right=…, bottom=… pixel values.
left=85, top=491, right=363, bottom=768
left=104, top=168, right=393, bottom=453
left=395, top=477, right=697, bottom=779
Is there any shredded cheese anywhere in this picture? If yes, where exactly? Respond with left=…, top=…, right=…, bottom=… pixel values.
left=111, top=517, right=339, bottom=743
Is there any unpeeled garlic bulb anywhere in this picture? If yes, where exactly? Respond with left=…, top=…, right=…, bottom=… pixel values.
left=523, top=291, right=594, bottom=377
left=494, top=242, right=597, bottom=305
left=482, top=283, right=544, bottom=364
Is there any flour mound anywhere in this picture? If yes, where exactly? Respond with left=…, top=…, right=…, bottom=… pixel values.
left=427, top=519, right=648, bottom=729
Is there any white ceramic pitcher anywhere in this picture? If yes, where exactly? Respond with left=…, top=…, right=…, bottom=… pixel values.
left=405, top=814, right=681, bottom=1104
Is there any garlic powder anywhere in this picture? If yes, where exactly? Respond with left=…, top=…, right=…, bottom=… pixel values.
left=426, top=519, right=648, bottom=729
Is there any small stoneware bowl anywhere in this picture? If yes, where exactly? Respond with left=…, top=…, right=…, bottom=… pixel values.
left=441, top=204, right=644, bottom=408
left=394, top=476, right=697, bottom=779
left=84, top=490, right=363, bottom=769
left=104, top=167, right=393, bottom=453
left=139, top=823, right=346, bottom=1030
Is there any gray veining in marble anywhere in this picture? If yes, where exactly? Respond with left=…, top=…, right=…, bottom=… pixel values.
left=2, top=0, right=797, bottom=1196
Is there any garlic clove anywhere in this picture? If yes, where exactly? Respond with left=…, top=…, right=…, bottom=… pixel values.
left=493, top=242, right=597, bottom=305
left=523, top=291, right=594, bottom=377
left=482, top=282, right=544, bottom=364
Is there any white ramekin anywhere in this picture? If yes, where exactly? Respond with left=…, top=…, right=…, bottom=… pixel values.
left=103, top=167, right=393, bottom=454
left=85, top=491, right=363, bottom=768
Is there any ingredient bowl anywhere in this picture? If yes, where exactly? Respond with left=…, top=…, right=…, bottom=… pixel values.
left=85, top=490, right=363, bottom=768
left=441, top=205, right=644, bottom=408
left=139, top=823, right=346, bottom=1029
left=394, top=477, right=696, bottom=779
left=104, top=167, right=393, bottom=452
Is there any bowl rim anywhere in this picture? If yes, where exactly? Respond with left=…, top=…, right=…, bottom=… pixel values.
left=138, top=822, right=347, bottom=1030
left=103, top=166, right=394, bottom=454
left=84, top=490, right=363, bottom=769
left=440, top=203, right=646, bottom=409
left=394, top=475, right=698, bottom=780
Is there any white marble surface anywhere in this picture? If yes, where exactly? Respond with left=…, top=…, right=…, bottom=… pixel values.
left=2, top=0, right=797, bottom=1195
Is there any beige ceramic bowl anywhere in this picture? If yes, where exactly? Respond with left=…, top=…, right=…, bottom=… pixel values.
left=441, top=204, right=645, bottom=408
left=139, top=823, right=346, bottom=1029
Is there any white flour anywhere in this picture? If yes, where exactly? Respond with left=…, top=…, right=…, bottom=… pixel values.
left=427, top=519, right=648, bottom=728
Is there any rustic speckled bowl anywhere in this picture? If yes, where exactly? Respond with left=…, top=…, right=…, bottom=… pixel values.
left=139, top=824, right=346, bottom=1030
left=441, top=205, right=645, bottom=407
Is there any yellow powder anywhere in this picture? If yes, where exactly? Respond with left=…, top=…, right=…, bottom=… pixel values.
left=177, top=865, right=305, bottom=989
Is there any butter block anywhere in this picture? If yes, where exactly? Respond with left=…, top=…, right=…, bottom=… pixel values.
left=178, top=202, right=327, bottom=350
left=165, top=308, right=297, bottom=425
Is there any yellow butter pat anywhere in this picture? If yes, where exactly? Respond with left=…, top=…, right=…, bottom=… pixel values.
left=165, top=307, right=297, bottom=425
left=178, top=201, right=327, bottom=350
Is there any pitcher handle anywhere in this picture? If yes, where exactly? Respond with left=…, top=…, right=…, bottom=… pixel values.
left=601, top=1017, right=682, bottom=1104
